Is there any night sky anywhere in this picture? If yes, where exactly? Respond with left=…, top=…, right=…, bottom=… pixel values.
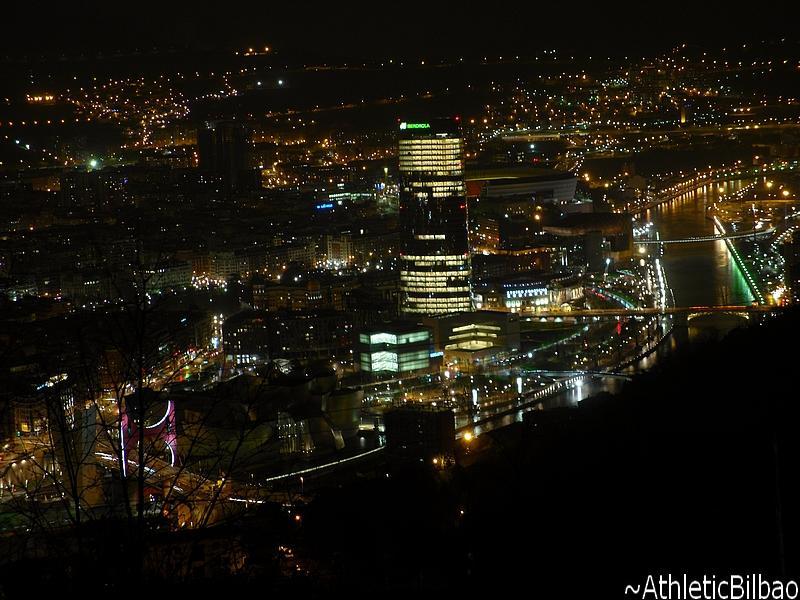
left=4, top=2, right=800, bottom=57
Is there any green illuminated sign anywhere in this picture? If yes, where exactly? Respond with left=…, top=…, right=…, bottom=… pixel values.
left=400, top=122, right=431, bottom=130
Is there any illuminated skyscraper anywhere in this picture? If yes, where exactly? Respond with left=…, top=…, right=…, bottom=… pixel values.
left=198, top=120, right=253, bottom=197
left=398, top=119, right=472, bottom=314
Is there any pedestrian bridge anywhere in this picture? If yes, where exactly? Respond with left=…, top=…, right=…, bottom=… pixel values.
left=638, top=229, right=774, bottom=244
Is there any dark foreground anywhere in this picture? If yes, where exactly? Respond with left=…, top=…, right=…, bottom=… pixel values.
left=3, top=310, right=800, bottom=598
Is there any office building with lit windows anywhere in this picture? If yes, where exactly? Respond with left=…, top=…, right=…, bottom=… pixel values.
left=357, top=322, right=434, bottom=375
left=398, top=119, right=472, bottom=315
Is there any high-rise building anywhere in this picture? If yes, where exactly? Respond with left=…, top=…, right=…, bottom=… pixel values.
left=398, top=119, right=472, bottom=314
left=197, top=120, right=252, bottom=196
left=782, top=232, right=800, bottom=304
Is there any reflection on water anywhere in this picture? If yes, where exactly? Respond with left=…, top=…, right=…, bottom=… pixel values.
left=459, top=376, right=628, bottom=436
left=543, top=376, right=626, bottom=408
left=632, top=181, right=756, bottom=365
left=647, top=181, right=755, bottom=307
left=687, top=314, right=750, bottom=344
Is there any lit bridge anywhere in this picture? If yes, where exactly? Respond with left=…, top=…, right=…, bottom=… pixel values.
left=515, top=304, right=776, bottom=320
left=520, top=369, right=633, bottom=381
left=637, top=229, right=774, bottom=244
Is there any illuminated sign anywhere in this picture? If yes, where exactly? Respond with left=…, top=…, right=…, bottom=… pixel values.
left=399, top=122, right=431, bottom=130
left=315, top=202, right=334, bottom=210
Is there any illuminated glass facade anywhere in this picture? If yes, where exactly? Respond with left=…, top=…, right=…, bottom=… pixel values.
left=358, top=324, right=433, bottom=374
left=399, top=119, right=472, bottom=315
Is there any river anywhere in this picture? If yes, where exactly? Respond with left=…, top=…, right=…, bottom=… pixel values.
left=462, top=178, right=759, bottom=434
left=647, top=179, right=755, bottom=307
